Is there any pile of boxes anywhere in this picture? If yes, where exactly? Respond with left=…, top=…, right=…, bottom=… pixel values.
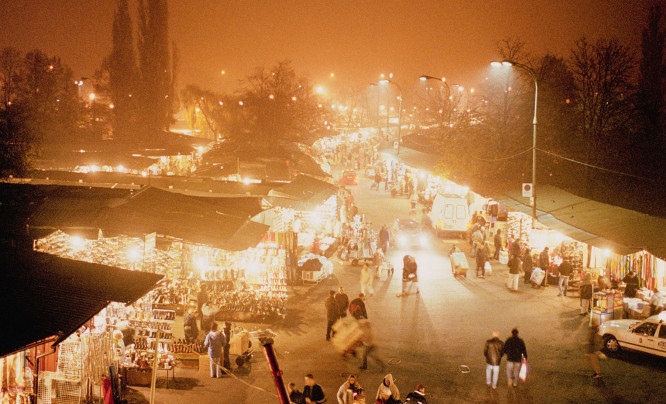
left=591, top=291, right=623, bottom=326
left=623, top=297, right=652, bottom=319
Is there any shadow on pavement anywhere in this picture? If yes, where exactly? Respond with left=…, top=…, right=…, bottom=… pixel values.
left=558, top=309, right=588, bottom=331
left=603, top=349, right=666, bottom=372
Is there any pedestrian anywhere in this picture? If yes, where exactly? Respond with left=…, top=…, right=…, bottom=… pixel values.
left=375, top=374, right=400, bottom=404
left=183, top=309, right=199, bottom=343
left=398, top=255, right=419, bottom=296
left=349, top=293, right=368, bottom=319
left=373, top=171, right=382, bottom=191
left=476, top=242, right=488, bottom=278
left=493, top=229, right=502, bottom=260
left=222, top=321, right=232, bottom=370
left=336, top=374, right=362, bottom=404
left=622, top=271, right=640, bottom=298
left=649, top=287, right=664, bottom=316
left=580, top=273, right=594, bottom=316
left=379, top=225, right=390, bottom=254
left=510, top=238, right=521, bottom=260
left=507, top=254, right=521, bottom=291
left=503, top=328, right=527, bottom=387
left=335, top=287, right=350, bottom=318
left=405, top=384, right=427, bottom=403
left=201, top=301, right=218, bottom=333
left=471, top=226, right=484, bottom=257
left=303, top=374, right=326, bottom=404
left=288, top=382, right=307, bottom=404
left=203, top=322, right=226, bottom=378
left=483, top=331, right=504, bottom=389
left=539, top=247, right=550, bottom=287
left=358, top=317, right=386, bottom=370
left=361, top=264, right=375, bottom=297
left=557, top=258, right=573, bottom=297
left=325, top=290, right=341, bottom=341
left=522, top=248, right=534, bottom=284
left=585, top=325, right=602, bottom=379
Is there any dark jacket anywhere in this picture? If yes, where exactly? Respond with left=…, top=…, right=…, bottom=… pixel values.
left=326, top=295, right=341, bottom=321
left=522, top=253, right=533, bottom=272
left=510, top=240, right=521, bottom=258
left=349, top=298, right=368, bottom=319
left=183, top=313, right=198, bottom=339
left=623, top=274, right=639, bottom=297
left=508, top=256, right=522, bottom=274
left=539, top=250, right=549, bottom=270
left=580, top=282, right=593, bottom=299
left=335, top=292, right=350, bottom=315
left=303, top=384, right=326, bottom=403
left=483, top=337, right=504, bottom=366
left=476, top=247, right=488, bottom=268
left=503, top=335, right=527, bottom=362
left=403, top=258, right=418, bottom=281
left=494, top=232, right=502, bottom=249
left=559, top=260, right=573, bottom=277
left=405, top=391, right=427, bottom=404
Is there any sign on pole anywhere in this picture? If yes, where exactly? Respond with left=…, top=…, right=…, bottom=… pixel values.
left=522, top=183, right=533, bottom=198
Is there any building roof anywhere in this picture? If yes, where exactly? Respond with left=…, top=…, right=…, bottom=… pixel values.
left=0, top=247, right=162, bottom=358
left=492, top=185, right=666, bottom=260
left=266, top=175, right=338, bottom=210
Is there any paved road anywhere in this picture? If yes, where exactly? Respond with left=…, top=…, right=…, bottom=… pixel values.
left=129, top=167, right=666, bottom=404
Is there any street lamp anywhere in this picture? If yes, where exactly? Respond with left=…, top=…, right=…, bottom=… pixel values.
left=491, top=60, right=538, bottom=222
left=419, top=75, right=452, bottom=129
left=378, top=79, right=403, bottom=154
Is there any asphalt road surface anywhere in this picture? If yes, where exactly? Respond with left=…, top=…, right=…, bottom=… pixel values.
left=130, top=167, right=666, bottom=404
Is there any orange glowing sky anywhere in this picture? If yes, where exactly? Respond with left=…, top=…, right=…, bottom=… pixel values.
left=0, top=0, right=656, bottom=93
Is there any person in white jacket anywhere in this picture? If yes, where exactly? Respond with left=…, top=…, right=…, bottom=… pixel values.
left=336, top=374, right=362, bottom=404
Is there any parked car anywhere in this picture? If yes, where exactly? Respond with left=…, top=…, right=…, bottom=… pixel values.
left=391, top=218, right=428, bottom=248
left=599, top=314, right=666, bottom=358
left=339, top=170, right=358, bottom=186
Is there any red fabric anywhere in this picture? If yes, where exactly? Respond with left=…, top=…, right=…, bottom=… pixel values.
left=102, top=378, right=114, bottom=404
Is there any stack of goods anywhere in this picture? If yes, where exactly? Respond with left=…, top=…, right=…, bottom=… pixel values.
left=591, top=291, right=623, bottom=325
left=506, top=212, right=532, bottom=248
left=171, top=339, right=205, bottom=354
left=560, top=240, right=585, bottom=272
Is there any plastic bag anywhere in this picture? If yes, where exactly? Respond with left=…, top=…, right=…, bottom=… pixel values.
left=484, top=261, right=492, bottom=275
left=519, top=357, right=528, bottom=382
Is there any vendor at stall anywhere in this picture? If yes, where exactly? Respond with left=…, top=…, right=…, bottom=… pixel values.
left=623, top=271, right=640, bottom=298
left=184, top=309, right=199, bottom=343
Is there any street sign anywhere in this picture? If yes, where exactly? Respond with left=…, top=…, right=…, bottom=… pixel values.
left=393, top=141, right=399, bottom=150
left=522, top=183, right=533, bottom=198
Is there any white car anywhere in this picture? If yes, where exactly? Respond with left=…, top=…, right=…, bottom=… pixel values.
left=598, top=313, right=666, bottom=358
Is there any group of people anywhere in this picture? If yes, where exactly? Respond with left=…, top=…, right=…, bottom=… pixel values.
left=287, top=373, right=428, bottom=404
left=483, top=328, right=528, bottom=389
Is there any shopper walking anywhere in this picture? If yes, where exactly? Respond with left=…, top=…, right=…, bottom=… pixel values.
left=349, top=293, right=368, bottom=319
left=398, top=255, right=419, bottom=296
left=507, top=254, right=522, bottom=291
left=585, top=325, right=602, bottom=379
left=288, top=382, right=307, bottom=404
left=522, top=248, right=534, bottom=283
left=358, top=317, right=386, bottom=371
left=325, top=290, right=341, bottom=341
left=335, top=287, right=350, bottom=318
left=493, top=229, right=502, bottom=260
left=379, top=225, right=390, bottom=253
left=580, top=273, right=594, bottom=316
left=483, top=331, right=504, bottom=389
left=504, top=328, right=527, bottom=387
left=303, top=374, right=327, bottom=404
left=360, top=264, right=375, bottom=297
left=203, top=322, right=226, bottom=378
left=557, top=258, right=573, bottom=296
left=476, top=242, right=488, bottom=278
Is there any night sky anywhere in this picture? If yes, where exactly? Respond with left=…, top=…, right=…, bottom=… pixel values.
left=0, top=1, right=656, bottom=93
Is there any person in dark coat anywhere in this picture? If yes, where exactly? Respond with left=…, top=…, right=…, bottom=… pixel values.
left=539, top=247, right=550, bottom=287
left=558, top=258, right=574, bottom=297
left=303, top=374, right=326, bottom=404
left=222, top=321, right=232, bottom=370
left=183, top=309, right=199, bottom=343
left=623, top=271, right=640, bottom=297
left=476, top=243, right=488, bottom=278
left=510, top=239, right=521, bottom=260
left=493, top=229, right=502, bottom=260
left=335, top=287, right=350, bottom=318
left=522, top=249, right=534, bottom=283
left=349, top=293, right=368, bottom=319
left=288, top=382, right=306, bottom=404
left=483, top=331, right=504, bottom=389
left=379, top=225, right=390, bottom=253
left=405, top=384, right=427, bottom=403
left=399, top=255, right=419, bottom=296
left=504, top=328, right=527, bottom=387
left=325, top=290, right=341, bottom=341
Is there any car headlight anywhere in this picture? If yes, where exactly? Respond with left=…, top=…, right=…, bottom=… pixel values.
left=398, top=235, right=408, bottom=245
left=419, top=234, right=428, bottom=244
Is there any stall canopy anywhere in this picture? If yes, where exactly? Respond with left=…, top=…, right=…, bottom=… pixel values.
left=101, top=187, right=269, bottom=251
left=266, top=175, right=338, bottom=210
left=492, top=185, right=666, bottom=260
left=0, top=247, right=162, bottom=358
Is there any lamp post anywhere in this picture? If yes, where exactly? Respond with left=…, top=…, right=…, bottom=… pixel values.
left=379, top=79, right=403, bottom=155
left=419, top=75, right=453, bottom=130
left=491, top=60, right=538, bottom=222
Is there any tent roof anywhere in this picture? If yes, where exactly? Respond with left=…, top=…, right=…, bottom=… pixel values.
left=0, top=247, right=162, bottom=358
left=492, top=185, right=666, bottom=259
left=267, top=175, right=338, bottom=210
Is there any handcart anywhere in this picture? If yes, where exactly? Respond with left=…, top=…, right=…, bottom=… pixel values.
left=450, top=252, right=469, bottom=279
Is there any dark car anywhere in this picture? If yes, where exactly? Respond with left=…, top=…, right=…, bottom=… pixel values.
left=391, top=218, right=428, bottom=248
left=339, top=170, right=358, bottom=186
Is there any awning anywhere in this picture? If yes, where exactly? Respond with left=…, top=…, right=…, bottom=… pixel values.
left=0, top=247, right=162, bottom=358
left=267, top=175, right=338, bottom=210
left=493, top=185, right=666, bottom=259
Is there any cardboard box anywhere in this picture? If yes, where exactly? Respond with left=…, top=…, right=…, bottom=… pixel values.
left=590, top=310, right=613, bottom=326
